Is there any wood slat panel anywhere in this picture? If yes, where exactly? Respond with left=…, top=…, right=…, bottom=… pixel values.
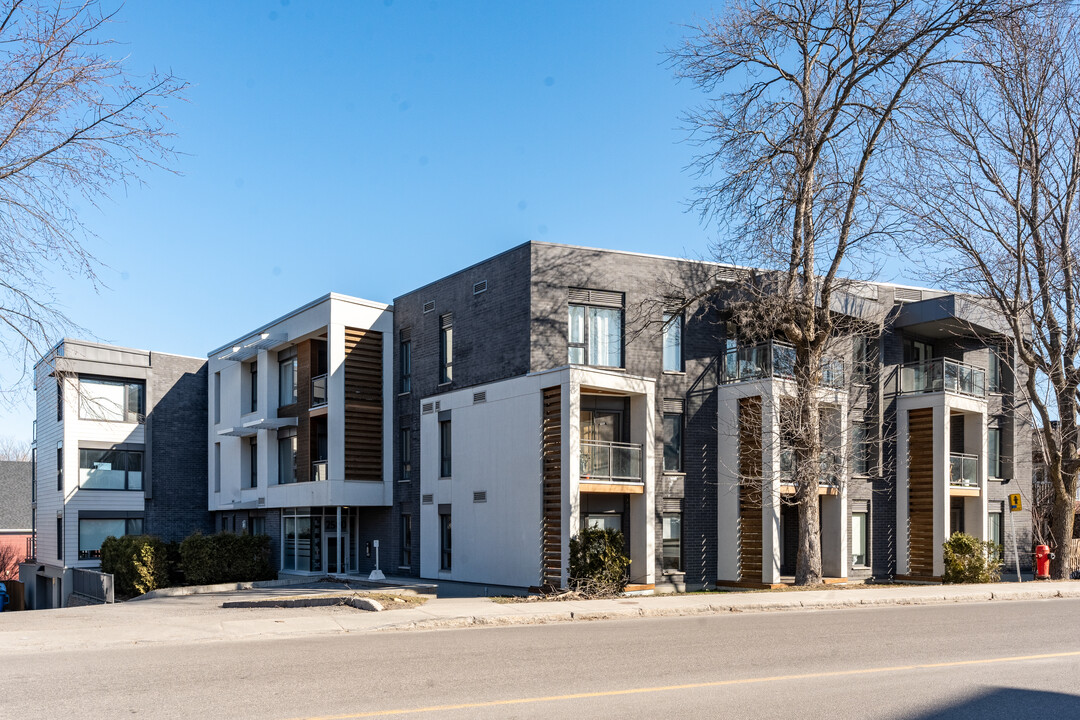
left=343, top=328, right=382, bottom=481
left=908, top=408, right=935, bottom=576
left=739, top=397, right=763, bottom=582
left=541, top=386, right=562, bottom=588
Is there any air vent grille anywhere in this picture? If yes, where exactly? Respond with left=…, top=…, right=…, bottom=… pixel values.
left=663, top=398, right=685, bottom=414
left=567, top=288, right=623, bottom=308
left=422, top=402, right=434, bottom=414
left=423, top=300, right=435, bottom=313
left=400, top=327, right=412, bottom=341
left=473, top=280, right=487, bottom=295
left=422, top=494, right=434, bottom=505
left=473, top=391, right=486, bottom=404
left=894, top=287, right=923, bottom=303
left=473, top=491, right=487, bottom=503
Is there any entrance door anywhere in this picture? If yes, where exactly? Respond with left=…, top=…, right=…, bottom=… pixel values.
left=950, top=498, right=965, bottom=536
left=581, top=410, right=620, bottom=443
left=324, top=531, right=350, bottom=574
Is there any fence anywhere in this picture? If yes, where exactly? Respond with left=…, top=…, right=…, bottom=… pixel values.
left=72, top=568, right=115, bottom=604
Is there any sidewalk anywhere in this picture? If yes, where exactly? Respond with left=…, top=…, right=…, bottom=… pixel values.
left=3, top=579, right=1079, bottom=656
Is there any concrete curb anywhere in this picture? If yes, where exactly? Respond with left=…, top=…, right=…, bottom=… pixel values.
left=132, top=577, right=316, bottom=601
left=222, top=595, right=384, bottom=612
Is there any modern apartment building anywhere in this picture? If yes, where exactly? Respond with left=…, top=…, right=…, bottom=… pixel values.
left=390, top=242, right=1032, bottom=591
left=26, top=340, right=209, bottom=609
left=206, top=293, right=393, bottom=577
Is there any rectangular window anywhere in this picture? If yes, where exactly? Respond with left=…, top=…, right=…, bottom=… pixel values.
left=78, top=518, right=143, bottom=560
left=400, top=427, right=412, bottom=481
left=213, top=371, right=221, bottom=424
left=31, top=447, right=36, bottom=503
left=400, top=514, right=412, bottom=567
left=440, top=512, right=452, bottom=570
left=250, top=516, right=266, bottom=536
left=250, top=364, right=258, bottom=413
left=988, top=348, right=1002, bottom=393
left=989, top=511, right=1003, bottom=551
left=214, top=443, right=221, bottom=492
left=56, top=442, right=63, bottom=492
left=278, top=428, right=297, bottom=484
left=400, top=339, right=412, bottom=393
left=278, top=348, right=298, bottom=407
left=249, top=439, right=258, bottom=489
left=439, top=419, right=452, bottom=477
left=79, top=378, right=145, bottom=423
left=851, top=512, right=868, bottom=567
left=988, top=427, right=1002, bottom=478
left=853, top=422, right=874, bottom=475
left=663, top=413, right=683, bottom=472
left=57, top=378, right=63, bottom=421
left=662, top=513, right=682, bottom=571
left=79, top=448, right=143, bottom=490
left=853, top=336, right=875, bottom=384
left=568, top=303, right=623, bottom=367
left=57, top=517, right=63, bottom=561
left=439, top=315, right=453, bottom=383
left=662, top=312, right=683, bottom=372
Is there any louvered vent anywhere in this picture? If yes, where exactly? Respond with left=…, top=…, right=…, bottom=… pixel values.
left=434, top=400, right=440, bottom=411
left=473, top=280, right=487, bottom=295
left=894, top=287, right=923, bottom=303
left=473, top=491, right=487, bottom=503
left=717, top=267, right=740, bottom=283
left=473, top=391, right=486, bottom=404
left=663, top=398, right=685, bottom=414
left=567, top=288, right=623, bottom=308
left=422, top=402, right=434, bottom=414
left=422, top=494, right=434, bottom=505
left=399, top=327, right=412, bottom=341
left=423, top=300, right=435, bottom=313
left=662, top=497, right=683, bottom=513
left=440, top=313, right=453, bottom=328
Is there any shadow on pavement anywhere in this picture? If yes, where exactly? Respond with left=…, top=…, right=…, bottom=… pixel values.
left=913, top=688, right=1080, bottom=719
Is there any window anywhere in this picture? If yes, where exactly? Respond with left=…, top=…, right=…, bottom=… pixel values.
left=56, top=442, right=63, bottom=492
left=662, top=513, right=682, bottom=571
left=988, top=348, right=1002, bottom=393
left=439, top=314, right=453, bottom=383
left=79, top=448, right=143, bottom=490
left=57, top=516, right=63, bottom=561
left=853, top=336, right=875, bottom=384
left=400, top=337, right=412, bottom=393
left=248, top=439, right=258, bottom=489
left=568, top=303, right=623, bottom=368
left=989, top=427, right=1002, bottom=478
left=57, top=378, right=63, bottom=421
left=989, top=510, right=1003, bottom=554
left=79, top=378, right=145, bottom=423
left=663, top=412, right=682, bottom=472
left=400, top=427, right=412, bottom=481
left=79, top=518, right=143, bottom=560
left=440, top=512, right=452, bottom=570
left=249, top=364, right=258, bottom=413
left=851, top=512, right=868, bottom=567
left=400, top=514, right=412, bottom=567
left=278, top=427, right=297, bottom=484
left=31, top=448, right=36, bottom=503
left=278, top=347, right=298, bottom=406
left=853, top=422, right=874, bottom=475
left=662, top=312, right=683, bottom=372
left=213, top=371, right=221, bottom=424
left=439, top=419, right=452, bottom=477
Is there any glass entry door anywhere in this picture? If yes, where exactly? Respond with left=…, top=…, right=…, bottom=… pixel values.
left=324, top=528, right=350, bottom=574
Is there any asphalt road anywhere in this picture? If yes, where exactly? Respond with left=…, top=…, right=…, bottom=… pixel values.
left=7, top=598, right=1080, bottom=719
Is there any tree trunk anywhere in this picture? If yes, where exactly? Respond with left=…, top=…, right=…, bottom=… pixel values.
left=1049, top=486, right=1075, bottom=579
left=794, top=341, right=824, bottom=585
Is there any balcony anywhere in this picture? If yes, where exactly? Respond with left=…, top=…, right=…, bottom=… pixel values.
left=779, top=449, right=842, bottom=490
left=311, top=374, right=328, bottom=408
left=311, top=460, right=328, bottom=482
left=580, top=440, right=643, bottom=483
left=721, top=341, right=845, bottom=388
left=949, top=452, right=979, bottom=488
left=901, top=358, right=986, bottom=398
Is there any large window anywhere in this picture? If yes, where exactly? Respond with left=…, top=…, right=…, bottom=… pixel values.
left=851, top=512, right=868, bottom=567
left=662, top=513, right=682, bottom=571
left=989, top=427, right=1002, bottom=478
left=853, top=422, right=874, bottom=476
left=853, top=336, right=875, bottom=385
left=278, top=427, right=297, bottom=484
left=400, top=427, right=412, bottom=481
left=440, top=512, right=452, bottom=570
left=663, top=412, right=682, bottom=472
left=249, top=363, right=258, bottom=413
left=439, top=419, right=452, bottom=477
left=79, top=378, right=144, bottom=423
left=568, top=303, right=623, bottom=368
left=400, top=514, right=412, bottom=567
left=439, top=314, right=453, bottom=384
left=278, top=347, right=298, bottom=407
left=988, top=348, right=1002, bottom=393
left=662, top=312, right=683, bottom=372
left=400, top=338, right=412, bottom=393
left=282, top=511, right=316, bottom=572
left=79, top=448, right=143, bottom=490
left=79, top=518, right=143, bottom=560
left=248, top=439, right=258, bottom=489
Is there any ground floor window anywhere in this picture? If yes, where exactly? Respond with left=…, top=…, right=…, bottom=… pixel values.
left=250, top=515, right=266, bottom=536
left=989, top=511, right=1003, bottom=558
left=79, top=518, right=143, bottom=560
left=400, top=514, right=412, bottom=567
left=282, top=512, right=320, bottom=572
left=662, top=513, right=682, bottom=571
left=440, top=512, right=452, bottom=571
left=851, top=512, right=868, bottom=567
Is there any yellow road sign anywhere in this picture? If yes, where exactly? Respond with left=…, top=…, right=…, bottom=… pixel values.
left=1009, top=493, right=1022, bottom=512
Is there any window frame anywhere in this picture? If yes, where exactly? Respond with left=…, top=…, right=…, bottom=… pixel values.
left=400, top=427, right=412, bottom=481
left=662, top=412, right=683, bottom=473
left=400, top=339, right=412, bottom=393
left=439, top=316, right=453, bottom=384
left=662, top=312, right=683, bottom=373
left=249, top=363, right=259, bottom=413
left=853, top=422, right=875, bottom=476
left=988, top=426, right=1002, bottom=478
left=568, top=303, right=624, bottom=368
left=851, top=511, right=868, bottom=567
left=248, top=438, right=258, bottom=489
left=278, top=427, right=298, bottom=484
left=78, top=517, right=143, bottom=560
left=78, top=377, right=146, bottom=424
left=662, top=512, right=682, bottom=572
left=988, top=347, right=1003, bottom=393
left=78, top=448, right=144, bottom=491
left=278, top=348, right=298, bottom=407
left=400, top=513, right=412, bottom=567
left=439, top=512, right=452, bottom=571
left=439, top=419, right=452, bottom=478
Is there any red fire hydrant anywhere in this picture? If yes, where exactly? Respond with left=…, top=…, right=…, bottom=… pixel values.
left=1035, top=545, right=1053, bottom=580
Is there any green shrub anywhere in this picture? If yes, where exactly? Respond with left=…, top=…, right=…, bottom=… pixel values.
left=568, top=526, right=631, bottom=596
left=100, top=534, right=169, bottom=597
left=943, top=532, right=1003, bottom=584
left=179, top=532, right=276, bottom=586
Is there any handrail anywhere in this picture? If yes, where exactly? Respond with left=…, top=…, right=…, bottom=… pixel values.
left=311, top=373, right=328, bottom=407
left=720, top=340, right=846, bottom=388
left=949, top=452, right=979, bottom=487
left=901, top=358, right=986, bottom=397
left=580, top=440, right=643, bottom=482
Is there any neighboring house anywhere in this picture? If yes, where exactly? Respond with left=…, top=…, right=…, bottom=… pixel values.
left=24, top=339, right=210, bottom=609
left=389, top=242, right=1032, bottom=590
left=0, top=460, right=32, bottom=580
left=206, top=293, right=394, bottom=577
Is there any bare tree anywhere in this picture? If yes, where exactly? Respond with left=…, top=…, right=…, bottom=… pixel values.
left=0, top=435, right=30, bottom=461
left=898, top=5, right=1080, bottom=578
left=0, top=0, right=186, bottom=397
left=0, top=542, right=20, bottom=580
left=668, top=0, right=1021, bottom=584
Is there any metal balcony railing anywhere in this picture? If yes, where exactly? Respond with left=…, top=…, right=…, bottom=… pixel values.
left=721, top=341, right=846, bottom=388
left=311, top=460, right=328, bottom=482
left=949, top=452, right=979, bottom=488
left=580, top=440, right=643, bottom=482
left=901, top=358, right=986, bottom=397
left=311, top=374, right=328, bottom=407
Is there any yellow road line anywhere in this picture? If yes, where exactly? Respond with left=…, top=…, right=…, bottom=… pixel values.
left=294, top=650, right=1080, bottom=719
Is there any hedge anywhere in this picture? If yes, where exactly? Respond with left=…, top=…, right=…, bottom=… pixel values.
left=100, top=534, right=170, bottom=597
left=179, top=532, right=277, bottom=586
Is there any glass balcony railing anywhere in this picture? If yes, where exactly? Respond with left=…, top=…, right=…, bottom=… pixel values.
left=311, top=460, right=328, bottom=482
left=901, top=358, right=986, bottom=397
left=721, top=341, right=845, bottom=388
left=949, top=452, right=979, bottom=488
left=580, top=440, right=643, bottom=483
left=311, top=374, right=328, bottom=407
left=779, top=449, right=842, bottom=487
